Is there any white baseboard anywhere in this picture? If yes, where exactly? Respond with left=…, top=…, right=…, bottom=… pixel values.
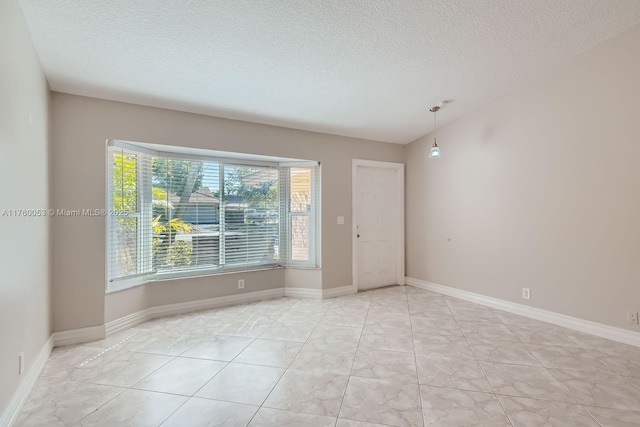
left=106, top=287, right=286, bottom=336
left=105, top=310, right=150, bottom=337
left=405, top=277, right=640, bottom=348
left=284, top=285, right=355, bottom=299
left=284, top=287, right=322, bottom=299
left=52, top=325, right=106, bottom=347
left=322, top=285, right=356, bottom=299
left=0, top=335, right=53, bottom=427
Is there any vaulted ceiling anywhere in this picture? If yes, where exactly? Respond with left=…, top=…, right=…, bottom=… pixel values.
left=18, top=0, right=640, bottom=143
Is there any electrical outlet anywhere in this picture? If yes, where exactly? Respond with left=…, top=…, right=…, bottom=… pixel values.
left=522, top=288, right=531, bottom=300
left=19, top=352, right=24, bottom=375
left=238, top=279, right=245, bottom=289
left=628, top=312, right=639, bottom=325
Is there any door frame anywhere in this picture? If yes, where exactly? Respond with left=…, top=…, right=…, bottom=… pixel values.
left=352, top=159, right=405, bottom=293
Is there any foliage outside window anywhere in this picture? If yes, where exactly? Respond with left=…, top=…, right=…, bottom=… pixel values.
left=107, top=141, right=319, bottom=291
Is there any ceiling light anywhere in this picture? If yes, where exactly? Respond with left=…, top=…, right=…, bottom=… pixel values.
left=429, top=105, right=441, bottom=159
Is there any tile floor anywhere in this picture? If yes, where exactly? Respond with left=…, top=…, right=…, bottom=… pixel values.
left=15, top=285, right=640, bottom=426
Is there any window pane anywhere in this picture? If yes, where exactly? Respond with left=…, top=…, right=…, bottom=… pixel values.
left=224, top=165, right=279, bottom=266
left=152, top=158, right=218, bottom=271
left=291, top=215, right=309, bottom=261
left=114, top=216, right=138, bottom=277
left=289, top=167, right=312, bottom=263
left=109, top=150, right=141, bottom=280
left=290, top=167, right=311, bottom=212
left=112, top=152, right=137, bottom=212
left=188, top=162, right=221, bottom=268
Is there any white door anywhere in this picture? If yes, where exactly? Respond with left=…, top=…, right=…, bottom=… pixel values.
left=355, top=166, right=398, bottom=290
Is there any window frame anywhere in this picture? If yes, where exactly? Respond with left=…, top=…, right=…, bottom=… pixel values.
left=106, top=140, right=320, bottom=293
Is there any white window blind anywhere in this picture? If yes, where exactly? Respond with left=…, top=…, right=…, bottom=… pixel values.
left=280, top=166, right=320, bottom=266
left=221, top=164, right=280, bottom=268
left=107, top=146, right=153, bottom=284
left=107, top=141, right=319, bottom=291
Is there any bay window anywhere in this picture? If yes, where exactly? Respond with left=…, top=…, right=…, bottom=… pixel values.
left=106, top=140, right=320, bottom=292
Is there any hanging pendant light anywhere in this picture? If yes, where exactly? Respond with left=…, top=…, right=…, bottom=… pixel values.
left=429, top=105, right=441, bottom=158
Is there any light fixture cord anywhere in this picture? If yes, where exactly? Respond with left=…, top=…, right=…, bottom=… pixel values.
left=434, top=109, right=437, bottom=136
left=433, top=108, right=438, bottom=146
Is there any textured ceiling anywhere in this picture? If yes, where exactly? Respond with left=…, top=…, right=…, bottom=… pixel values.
left=18, top=0, right=640, bottom=143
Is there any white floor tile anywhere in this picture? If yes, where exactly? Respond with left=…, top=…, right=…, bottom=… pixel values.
left=15, top=287, right=640, bottom=427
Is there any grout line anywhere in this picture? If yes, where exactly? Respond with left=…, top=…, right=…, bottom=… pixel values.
left=246, top=300, right=332, bottom=425
left=335, top=290, right=372, bottom=421
left=580, top=405, right=606, bottom=427
left=446, top=295, right=515, bottom=427
left=70, top=348, right=180, bottom=425
left=406, top=285, right=427, bottom=424
left=148, top=389, right=190, bottom=427
left=627, top=376, right=640, bottom=393
left=136, top=302, right=290, bottom=425
left=71, top=385, right=129, bottom=425
left=246, top=406, right=338, bottom=424
left=545, top=367, right=590, bottom=407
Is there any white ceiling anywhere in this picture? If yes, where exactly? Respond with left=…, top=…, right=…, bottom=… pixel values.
left=18, top=1, right=640, bottom=144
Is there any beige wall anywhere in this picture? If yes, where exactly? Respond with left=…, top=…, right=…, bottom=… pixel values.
left=406, top=24, right=640, bottom=331
left=0, top=0, right=51, bottom=417
left=285, top=269, right=323, bottom=289
left=51, top=93, right=404, bottom=331
left=105, top=269, right=285, bottom=323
